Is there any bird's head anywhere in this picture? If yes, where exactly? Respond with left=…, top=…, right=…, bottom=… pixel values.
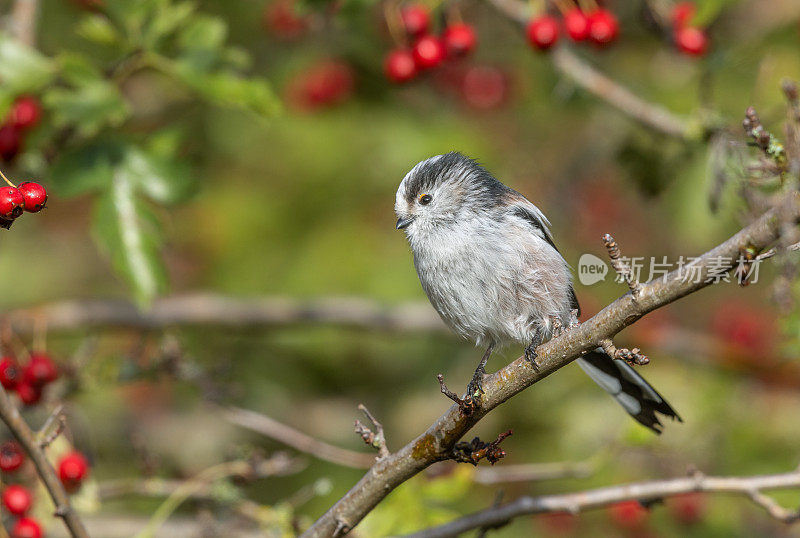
left=394, top=152, right=502, bottom=234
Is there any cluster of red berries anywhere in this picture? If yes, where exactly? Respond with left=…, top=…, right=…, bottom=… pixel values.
left=0, top=169, right=47, bottom=229
left=384, top=4, right=477, bottom=84
left=0, top=353, right=58, bottom=407
left=526, top=4, right=619, bottom=51
left=671, top=2, right=709, bottom=56
left=0, top=440, right=90, bottom=538
left=0, top=97, right=42, bottom=164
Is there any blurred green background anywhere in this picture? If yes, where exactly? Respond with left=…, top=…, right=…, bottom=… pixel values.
left=0, top=0, right=800, bottom=536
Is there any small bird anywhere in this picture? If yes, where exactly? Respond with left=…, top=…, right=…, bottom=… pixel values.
left=395, top=152, right=680, bottom=433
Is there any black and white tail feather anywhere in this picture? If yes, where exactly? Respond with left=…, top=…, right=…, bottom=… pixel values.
left=577, top=349, right=681, bottom=434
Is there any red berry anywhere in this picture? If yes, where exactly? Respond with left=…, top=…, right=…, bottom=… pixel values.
left=672, top=1, right=697, bottom=27
left=563, top=8, right=590, bottom=41
left=59, top=451, right=89, bottom=492
left=668, top=492, right=706, bottom=525
left=460, top=65, right=509, bottom=110
left=23, top=354, right=58, bottom=387
left=412, top=35, right=446, bottom=69
left=384, top=49, right=418, bottom=83
left=16, top=182, right=47, bottom=213
left=10, top=97, right=41, bottom=131
left=0, top=441, right=25, bottom=473
left=588, top=9, right=619, bottom=45
left=400, top=4, right=430, bottom=37
left=11, top=517, right=41, bottom=538
left=0, top=125, right=21, bottom=162
left=0, top=357, right=20, bottom=390
left=526, top=16, right=560, bottom=51
left=0, top=186, right=23, bottom=220
left=287, top=60, right=355, bottom=111
left=443, top=23, right=477, bottom=56
left=16, top=383, right=41, bottom=406
left=609, top=500, right=648, bottom=529
left=674, top=26, right=708, bottom=56
left=262, top=0, right=308, bottom=40
left=2, top=484, right=32, bottom=515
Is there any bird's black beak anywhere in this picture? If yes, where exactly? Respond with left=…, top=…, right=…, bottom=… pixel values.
left=396, top=216, right=415, bottom=230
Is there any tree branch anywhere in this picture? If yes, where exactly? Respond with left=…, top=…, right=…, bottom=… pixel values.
left=403, top=467, right=800, bottom=537
left=485, top=0, right=696, bottom=139
left=3, top=295, right=446, bottom=335
left=221, top=406, right=377, bottom=469
left=9, top=0, right=39, bottom=47
left=0, top=388, right=89, bottom=538
left=300, top=194, right=800, bottom=537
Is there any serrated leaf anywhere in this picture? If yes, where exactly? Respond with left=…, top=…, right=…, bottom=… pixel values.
left=93, top=167, right=167, bottom=306
left=0, top=33, right=55, bottom=94
left=76, top=14, right=122, bottom=45
left=44, top=81, right=130, bottom=137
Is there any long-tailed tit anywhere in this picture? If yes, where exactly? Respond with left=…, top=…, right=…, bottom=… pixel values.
left=395, top=152, right=680, bottom=433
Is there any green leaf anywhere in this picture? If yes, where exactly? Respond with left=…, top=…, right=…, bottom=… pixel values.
left=93, top=167, right=167, bottom=307
left=123, top=146, right=194, bottom=205
left=173, top=64, right=281, bottom=117
left=141, top=1, right=196, bottom=49
left=0, top=33, right=55, bottom=94
left=177, top=15, right=227, bottom=52
left=49, top=142, right=118, bottom=197
left=57, top=52, right=105, bottom=86
left=44, top=80, right=130, bottom=137
left=76, top=15, right=122, bottom=46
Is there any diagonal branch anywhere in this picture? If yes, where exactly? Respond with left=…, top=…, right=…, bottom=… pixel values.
left=403, top=467, right=800, bottom=537
left=0, top=388, right=89, bottom=538
left=300, top=194, right=800, bottom=537
left=221, top=406, right=377, bottom=469
left=485, top=0, right=696, bottom=139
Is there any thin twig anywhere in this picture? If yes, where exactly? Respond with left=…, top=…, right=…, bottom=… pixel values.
left=36, top=403, right=65, bottom=449
left=221, top=406, right=376, bottom=469
left=599, top=338, right=650, bottom=366
left=9, top=0, right=39, bottom=47
left=402, top=467, right=800, bottom=537
left=354, top=404, right=389, bottom=459
left=3, top=295, right=446, bottom=335
left=0, top=387, right=89, bottom=538
left=602, top=234, right=641, bottom=294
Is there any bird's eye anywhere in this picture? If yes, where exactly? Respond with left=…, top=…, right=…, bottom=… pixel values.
left=419, top=194, right=432, bottom=205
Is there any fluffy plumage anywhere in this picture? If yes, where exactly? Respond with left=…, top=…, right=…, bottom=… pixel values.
left=396, top=152, right=681, bottom=433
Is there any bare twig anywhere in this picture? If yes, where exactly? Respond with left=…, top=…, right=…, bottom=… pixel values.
left=599, top=338, right=650, bottom=366
left=602, top=234, right=641, bottom=294
left=0, top=389, right=89, bottom=538
left=473, top=461, right=593, bottom=484
left=402, top=467, right=800, bottom=537
left=354, top=404, right=389, bottom=459
left=301, top=194, right=800, bottom=537
left=9, top=0, right=39, bottom=47
left=437, top=374, right=478, bottom=416
left=221, top=406, right=376, bottom=469
left=3, top=295, right=446, bottom=335
left=36, top=403, right=66, bottom=449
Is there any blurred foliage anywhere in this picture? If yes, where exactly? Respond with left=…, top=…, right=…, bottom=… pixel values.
left=0, top=0, right=798, bottom=536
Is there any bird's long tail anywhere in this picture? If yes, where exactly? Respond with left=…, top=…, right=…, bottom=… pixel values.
left=576, top=348, right=681, bottom=434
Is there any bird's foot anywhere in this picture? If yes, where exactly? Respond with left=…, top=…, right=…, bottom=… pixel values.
left=437, top=374, right=480, bottom=416
left=524, top=344, right=540, bottom=372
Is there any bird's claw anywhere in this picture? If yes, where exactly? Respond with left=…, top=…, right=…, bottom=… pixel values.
left=524, top=345, right=540, bottom=372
